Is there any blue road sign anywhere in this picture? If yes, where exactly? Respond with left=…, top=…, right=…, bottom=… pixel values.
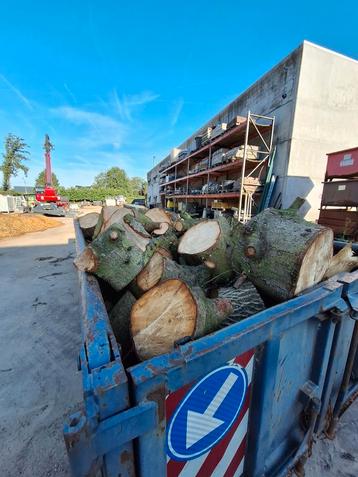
left=166, top=365, right=248, bottom=461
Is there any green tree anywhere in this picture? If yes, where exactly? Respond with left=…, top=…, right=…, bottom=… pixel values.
left=35, top=169, right=60, bottom=188
left=93, top=167, right=129, bottom=190
left=129, top=176, right=147, bottom=196
left=1, top=133, right=29, bottom=190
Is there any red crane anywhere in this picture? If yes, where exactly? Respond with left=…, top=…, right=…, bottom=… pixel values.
left=34, top=135, right=68, bottom=216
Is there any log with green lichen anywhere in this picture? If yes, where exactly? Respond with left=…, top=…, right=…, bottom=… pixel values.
left=123, top=212, right=169, bottom=236
left=231, top=208, right=333, bottom=301
left=130, top=278, right=233, bottom=360
left=74, top=223, right=153, bottom=291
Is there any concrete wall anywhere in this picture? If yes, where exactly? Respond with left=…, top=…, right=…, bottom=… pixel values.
left=147, top=42, right=358, bottom=218
left=285, top=42, right=358, bottom=220
left=147, top=46, right=303, bottom=207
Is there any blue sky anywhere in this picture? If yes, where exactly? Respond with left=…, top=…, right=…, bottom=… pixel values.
left=0, top=0, right=357, bottom=187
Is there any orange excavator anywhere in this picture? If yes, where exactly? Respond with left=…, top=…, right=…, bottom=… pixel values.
left=33, top=135, right=68, bottom=216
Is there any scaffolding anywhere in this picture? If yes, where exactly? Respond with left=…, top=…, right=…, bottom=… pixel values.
left=159, top=110, right=275, bottom=223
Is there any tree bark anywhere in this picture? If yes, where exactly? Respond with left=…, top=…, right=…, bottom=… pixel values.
left=231, top=208, right=333, bottom=301
left=78, top=212, right=100, bottom=240
left=218, top=281, right=265, bottom=326
left=123, top=212, right=169, bottom=236
left=109, top=290, right=136, bottom=358
left=130, top=278, right=233, bottom=360
left=178, top=217, right=234, bottom=283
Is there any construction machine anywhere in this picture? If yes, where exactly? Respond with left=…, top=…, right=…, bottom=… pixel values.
left=33, top=135, right=68, bottom=217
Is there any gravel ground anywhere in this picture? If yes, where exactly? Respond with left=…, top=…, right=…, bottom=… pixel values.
left=0, top=218, right=82, bottom=476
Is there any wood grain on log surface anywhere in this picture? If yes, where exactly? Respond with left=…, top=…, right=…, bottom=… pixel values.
left=130, top=278, right=232, bottom=360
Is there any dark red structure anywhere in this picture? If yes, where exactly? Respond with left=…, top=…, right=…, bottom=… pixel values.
left=318, top=146, right=358, bottom=240
left=325, top=147, right=358, bottom=180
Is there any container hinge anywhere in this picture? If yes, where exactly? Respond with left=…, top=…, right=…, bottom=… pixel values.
left=64, top=401, right=157, bottom=475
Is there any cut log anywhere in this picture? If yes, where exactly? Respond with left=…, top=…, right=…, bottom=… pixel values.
left=123, top=212, right=169, bottom=236
left=232, top=208, right=333, bottom=301
left=130, top=279, right=233, bottom=360
left=218, top=281, right=265, bottom=326
left=93, top=206, right=135, bottom=239
left=109, top=290, right=136, bottom=358
left=145, top=207, right=172, bottom=224
left=123, top=214, right=151, bottom=238
left=324, top=243, right=358, bottom=279
left=178, top=217, right=234, bottom=282
left=74, top=223, right=152, bottom=291
left=133, top=252, right=212, bottom=295
left=78, top=212, right=100, bottom=240
left=173, top=212, right=199, bottom=234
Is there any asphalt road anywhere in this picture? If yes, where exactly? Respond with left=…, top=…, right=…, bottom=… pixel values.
left=0, top=218, right=82, bottom=476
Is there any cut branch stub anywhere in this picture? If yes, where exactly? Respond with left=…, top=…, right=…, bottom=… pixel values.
left=231, top=208, right=333, bottom=301
left=130, top=278, right=233, bottom=360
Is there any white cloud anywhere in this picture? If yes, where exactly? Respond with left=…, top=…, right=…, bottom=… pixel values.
left=112, top=90, right=159, bottom=121
left=0, top=74, right=33, bottom=110
left=170, top=98, right=184, bottom=127
left=51, top=106, right=128, bottom=149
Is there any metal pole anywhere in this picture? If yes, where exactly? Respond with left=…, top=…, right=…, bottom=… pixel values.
left=238, top=111, right=250, bottom=222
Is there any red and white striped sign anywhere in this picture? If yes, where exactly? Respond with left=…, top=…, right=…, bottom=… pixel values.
left=166, top=349, right=254, bottom=477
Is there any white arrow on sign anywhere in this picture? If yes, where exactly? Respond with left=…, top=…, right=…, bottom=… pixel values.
left=186, top=372, right=238, bottom=449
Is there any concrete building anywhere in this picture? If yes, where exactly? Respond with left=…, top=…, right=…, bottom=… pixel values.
left=147, top=41, right=358, bottom=220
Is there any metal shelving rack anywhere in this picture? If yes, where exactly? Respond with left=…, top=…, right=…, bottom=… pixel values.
left=159, top=111, right=275, bottom=223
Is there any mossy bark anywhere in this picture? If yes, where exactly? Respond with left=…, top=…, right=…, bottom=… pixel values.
left=231, top=208, right=333, bottom=301
left=74, top=223, right=154, bottom=291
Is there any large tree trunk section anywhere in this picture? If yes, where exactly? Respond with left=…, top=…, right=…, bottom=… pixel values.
left=145, top=207, right=172, bottom=224
left=79, top=212, right=100, bottom=240
left=232, top=208, right=333, bottom=301
left=133, top=252, right=212, bottom=295
left=130, top=279, right=233, bottom=360
left=109, top=290, right=136, bottom=358
left=218, top=281, right=265, bottom=326
left=74, top=224, right=152, bottom=291
left=323, top=243, right=358, bottom=279
left=178, top=218, right=234, bottom=283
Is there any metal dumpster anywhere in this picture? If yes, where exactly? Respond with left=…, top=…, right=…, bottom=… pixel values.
left=64, top=220, right=358, bottom=477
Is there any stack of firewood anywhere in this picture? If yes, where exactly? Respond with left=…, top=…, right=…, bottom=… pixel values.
left=75, top=203, right=358, bottom=361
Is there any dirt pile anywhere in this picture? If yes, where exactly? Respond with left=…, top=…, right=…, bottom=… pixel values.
left=0, top=213, right=61, bottom=238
